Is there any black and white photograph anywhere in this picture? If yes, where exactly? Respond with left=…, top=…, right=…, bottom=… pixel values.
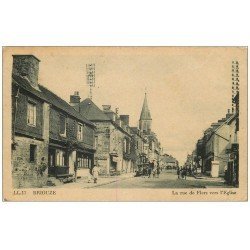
left=2, top=46, right=247, bottom=201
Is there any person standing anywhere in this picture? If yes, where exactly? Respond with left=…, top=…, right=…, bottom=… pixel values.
left=177, top=166, right=180, bottom=179
left=37, top=157, right=47, bottom=177
left=156, top=165, right=161, bottom=178
left=92, top=165, right=99, bottom=184
left=148, top=162, right=152, bottom=178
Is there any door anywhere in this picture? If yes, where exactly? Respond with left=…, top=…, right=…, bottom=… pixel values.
left=48, top=148, right=56, bottom=176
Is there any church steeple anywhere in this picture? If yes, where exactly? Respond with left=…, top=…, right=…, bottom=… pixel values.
left=139, top=92, right=152, bottom=133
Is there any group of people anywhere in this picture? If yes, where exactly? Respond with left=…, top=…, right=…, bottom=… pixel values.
left=177, top=166, right=187, bottom=180
left=176, top=166, right=196, bottom=180
left=140, top=160, right=161, bottom=178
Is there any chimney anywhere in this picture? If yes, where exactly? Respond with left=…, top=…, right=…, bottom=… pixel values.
left=120, top=115, right=129, bottom=126
left=12, top=55, right=40, bottom=89
left=226, top=109, right=232, bottom=119
left=102, top=105, right=111, bottom=111
left=70, top=91, right=81, bottom=107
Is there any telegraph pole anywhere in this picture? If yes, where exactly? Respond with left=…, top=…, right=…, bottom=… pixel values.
left=232, top=60, right=239, bottom=114
left=86, top=64, right=95, bottom=100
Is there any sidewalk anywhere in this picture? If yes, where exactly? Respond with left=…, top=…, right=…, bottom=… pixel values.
left=53, top=172, right=135, bottom=189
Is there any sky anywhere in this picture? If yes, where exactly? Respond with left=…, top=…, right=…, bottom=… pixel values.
left=10, top=47, right=243, bottom=164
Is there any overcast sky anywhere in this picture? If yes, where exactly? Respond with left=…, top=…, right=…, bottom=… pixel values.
left=12, top=47, right=243, bottom=164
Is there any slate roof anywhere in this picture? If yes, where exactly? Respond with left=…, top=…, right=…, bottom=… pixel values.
left=140, top=93, right=152, bottom=120
left=12, top=74, right=95, bottom=127
left=77, top=98, right=111, bottom=121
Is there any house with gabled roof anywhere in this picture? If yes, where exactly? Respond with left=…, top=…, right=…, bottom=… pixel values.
left=70, top=95, right=133, bottom=175
left=11, top=55, right=96, bottom=187
left=203, top=110, right=233, bottom=177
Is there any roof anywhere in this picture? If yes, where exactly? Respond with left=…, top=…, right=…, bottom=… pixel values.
left=77, top=98, right=111, bottom=121
left=140, top=93, right=152, bottom=120
left=12, top=74, right=95, bottom=127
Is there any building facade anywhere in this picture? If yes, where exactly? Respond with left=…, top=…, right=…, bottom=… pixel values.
left=11, top=55, right=96, bottom=187
left=73, top=97, right=133, bottom=175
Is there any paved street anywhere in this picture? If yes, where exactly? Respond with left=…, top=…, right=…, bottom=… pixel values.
left=53, top=170, right=231, bottom=189
left=96, top=170, right=230, bottom=189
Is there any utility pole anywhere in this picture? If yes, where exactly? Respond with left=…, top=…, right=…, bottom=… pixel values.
left=232, top=60, right=239, bottom=113
left=86, top=64, right=95, bottom=100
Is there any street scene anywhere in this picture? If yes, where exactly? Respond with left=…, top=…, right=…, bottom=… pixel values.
left=10, top=48, right=240, bottom=189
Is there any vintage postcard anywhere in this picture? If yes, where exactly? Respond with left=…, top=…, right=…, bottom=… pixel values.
left=2, top=46, right=247, bottom=201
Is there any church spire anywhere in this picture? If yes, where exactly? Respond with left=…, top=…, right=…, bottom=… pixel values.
left=140, top=92, right=152, bottom=120
left=139, top=92, right=152, bottom=133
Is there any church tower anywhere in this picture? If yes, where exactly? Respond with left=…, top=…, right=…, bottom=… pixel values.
left=139, top=93, right=152, bottom=134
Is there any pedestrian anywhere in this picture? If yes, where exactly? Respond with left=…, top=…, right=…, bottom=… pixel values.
left=37, top=157, right=47, bottom=177
left=92, top=165, right=99, bottom=184
left=148, top=164, right=152, bottom=178
left=177, top=166, right=180, bottom=179
left=152, top=167, right=156, bottom=178
left=74, top=160, right=79, bottom=182
left=156, top=165, right=161, bottom=178
left=182, top=167, right=187, bottom=180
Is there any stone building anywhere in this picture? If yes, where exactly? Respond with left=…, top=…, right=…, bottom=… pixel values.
left=226, top=93, right=239, bottom=185
left=11, top=55, right=96, bottom=187
left=71, top=97, right=133, bottom=175
left=130, top=127, right=147, bottom=171
left=195, top=110, right=233, bottom=177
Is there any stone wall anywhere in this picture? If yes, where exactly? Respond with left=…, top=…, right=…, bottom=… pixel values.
left=12, top=136, right=49, bottom=188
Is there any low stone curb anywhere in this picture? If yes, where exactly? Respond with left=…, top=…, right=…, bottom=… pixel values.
left=83, top=175, right=134, bottom=189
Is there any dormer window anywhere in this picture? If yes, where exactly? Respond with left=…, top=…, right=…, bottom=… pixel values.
left=59, top=115, right=66, bottom=136
left=77, top=123, right=83, bottom=141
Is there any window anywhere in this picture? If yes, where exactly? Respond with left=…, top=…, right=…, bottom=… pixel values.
left=27, top=102, right=36, bottom=126
left=128, top=140, right=131, bottom=154
left=56, top=150, right=65, bottom=166
left=77, top=154, right=92, bottom=168
left=123, top=139, right=127, bottom=153
left=94, top=136, right=98, bottom=149
left=30, top=144, right=37, bottom=162
left=59, top=115, right=66, bottom=136
left=77, top=123, right=83, bottom=140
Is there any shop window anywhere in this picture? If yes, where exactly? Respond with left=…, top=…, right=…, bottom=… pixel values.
left=59, top=115, right=66, bottom=136
left=78, top=154, right=92, bottom=168
left=56, top=150, right=65, bottom=166
left=30, top=144, right=37, bottom=162
left=27, top=102, right=36, bottom=126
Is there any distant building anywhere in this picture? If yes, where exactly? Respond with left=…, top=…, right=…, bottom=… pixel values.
left=130, top=127, right=147, bottom=170
left=160, top=154, right=178, bottom=169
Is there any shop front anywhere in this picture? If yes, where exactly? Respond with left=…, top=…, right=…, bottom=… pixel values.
left=48, top=144, right=69, bottom=177
left=226, top=143, right=239, bottom=186
left=110, top=152, right=118, bottom=175
left=76, top=150, right=94, bottom=178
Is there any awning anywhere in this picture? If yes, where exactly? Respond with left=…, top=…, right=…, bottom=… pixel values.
left=77, top=148, right=95, bottom=155
left=49, top=143, right=67, bottom=150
